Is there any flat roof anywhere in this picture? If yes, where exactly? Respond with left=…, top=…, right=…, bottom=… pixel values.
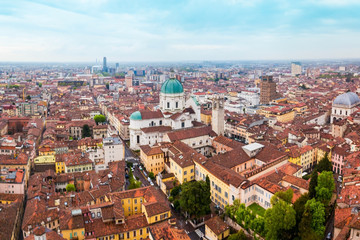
left=242, top=143, right=264, bottom=152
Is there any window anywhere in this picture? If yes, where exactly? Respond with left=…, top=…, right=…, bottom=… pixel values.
left=181, top=122, right=185, bottom=128
left=137, top=135, right=140, bottom=144
left=184, top=171, right=187, bottom=175
left=127, top=232, right=130, bottom=238
left=167, top=102, right=170, bottom=108
left=159, top=120, right=162, bottom=125
left=155, top=216, right=158, bottom=221
left=176, top=102, right=178, bottom=108
left=133, top=230, right=136, bottom=237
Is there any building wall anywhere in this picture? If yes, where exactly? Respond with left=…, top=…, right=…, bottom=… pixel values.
left=0, top=182, right=24, bottom=194
left=65, top=163, right=93, bottom=173
left=169, top=159, right=194, bottom=184
left=140, top=151, right=164, bottom=175
left=205, top=225, right=230, bottom=240
left=61, top=228, right=85, bottom=240
left=332, top=153, right=345, bottom=175
left=121, top=197, right=144, bottom=216
left=195, top=163, right=231, bottom=209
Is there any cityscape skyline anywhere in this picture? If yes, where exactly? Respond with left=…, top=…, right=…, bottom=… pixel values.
left=1, top=0, right=360, bottom=62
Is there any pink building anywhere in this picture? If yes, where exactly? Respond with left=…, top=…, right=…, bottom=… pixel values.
left=332, top=146, right=349, bottom=175
left=0, top=168, right=25, bottom=194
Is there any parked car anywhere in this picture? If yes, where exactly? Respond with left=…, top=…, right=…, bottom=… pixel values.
left=148, top=177, right=152, bottom=182
left=139, top=166, right=142, bottom=171
left=150, top=181, right=154, bottom=186
left=143, top=171, right=147, bottom=177
left=326, top=232, right=331, bottom=239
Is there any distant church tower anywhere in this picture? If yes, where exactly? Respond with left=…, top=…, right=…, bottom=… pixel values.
left=212, top=96, right=224, bottom=135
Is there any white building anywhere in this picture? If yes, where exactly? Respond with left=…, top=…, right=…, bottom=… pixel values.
left=331, top=92, right=360, bottom=123
left=129, top=78, right=200, bottom=150
left=103, top=137, right=124, bottom=164
left=237, top=90, right=260, bottom=106
left=291, top=62, right=302, bottom=76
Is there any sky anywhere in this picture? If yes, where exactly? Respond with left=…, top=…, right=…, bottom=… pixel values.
left=0, top=0, right=360, bottom=62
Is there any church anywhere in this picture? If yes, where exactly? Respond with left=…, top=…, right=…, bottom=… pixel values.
left=331, top=92, right=360, bottom=123
left=129, top=78, right=202, bottom=150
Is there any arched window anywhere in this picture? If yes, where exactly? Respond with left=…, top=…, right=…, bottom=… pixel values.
left=167, top=102, right=170, bottom=108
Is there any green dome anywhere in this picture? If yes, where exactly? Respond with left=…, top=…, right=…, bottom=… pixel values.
left=130, top=111, right=142, bottom=120
left=160, top=78, right=184, bottom=94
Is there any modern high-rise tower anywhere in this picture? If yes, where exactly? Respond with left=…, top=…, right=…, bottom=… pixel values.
left=103, top=57, right=108, bottom=72
left=291, top=62, right=302, bottom=76
left=260, top=76, right=278, bottom=104
left=212, top=95, right=224, bottom=136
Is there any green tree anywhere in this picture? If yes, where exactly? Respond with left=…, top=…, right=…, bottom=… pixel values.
left=26, top=95, right=31, bottom=100
left=170, top=185, right=181, bottom=198
left=274, top=188, right=293, bottom=203
left=66, top=183, right=76, bottom=192
left=38, top=83, right=42, bottom=87
left=299, top=199, right=325, bottom=240
left=148, top=172, right=155, bottom=180
left=264, top=196, right=296, bottom=240
left=106, top=82, right=109, bottom=89
left=179, top=180, right=211, bottom=218
left=316, top=171, right=335, bottom=205
left=309, top=172, right=318, bottom=198
left=251, top=216, right=265, bottom=235
left=293, top=193, right=310, bottom=225
left=94, top=114, right=106, bottom=124
left=316, top=152, right=332, bottom=173
left=82, top=124, right=92, bottom=138
left=228, top=230, right=250, bottom=240
left=225, top=199, right=241, bottom=219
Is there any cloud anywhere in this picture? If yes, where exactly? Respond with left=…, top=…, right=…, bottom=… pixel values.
left=0, top=0, right=359, bottom=61
left=307, top=0, right=360, bottom=6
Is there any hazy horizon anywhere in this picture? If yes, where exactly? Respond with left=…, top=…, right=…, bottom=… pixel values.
left=1, top=0, right=360, bottom=62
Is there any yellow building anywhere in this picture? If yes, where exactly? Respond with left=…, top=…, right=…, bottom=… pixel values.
left=316, top=144, right=332, bottom=163
left=205, top=216, right=230, bottom=240
left=169, top=155, right=195, bottom=184
left=261, top=105, right=295, bottom=123
left=109, top=186, right=171, bottom=225
left=158, top=173, right=176, bottom=196
left=294, top=103, right=308, bottom=116
left=287, top=145, right=316, bottom=170
left=61, top=228, right=85, bottom=240
left=139, top=145, right=164, bottom=175
left=201, top=109, right=212, bottom=125
left=121, top=196, right=144, bottom=217
left=195, top=161, right=234, bottom=209
left=55, top=161, right=66, bottom=174
left=34, top=155, right=55, bottom=165
left=287, top=146, right=301, bottom=166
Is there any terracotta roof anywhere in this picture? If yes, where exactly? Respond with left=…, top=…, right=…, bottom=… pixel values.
left=140, top=145, right=163, bottom=156
left=139, top=110, right=164, bottom=120
left=166, top=126, right=217, bottom=142
left=149, top=220, right=190, bottom=240
left=205, top=216, right=229, bottom=236
left=282, top=175, right=309, bottom=190
left=141, top=126, right=172, bottom=133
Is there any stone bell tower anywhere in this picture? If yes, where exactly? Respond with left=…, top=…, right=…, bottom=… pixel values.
left=212, top=95, right=224, bottom=135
